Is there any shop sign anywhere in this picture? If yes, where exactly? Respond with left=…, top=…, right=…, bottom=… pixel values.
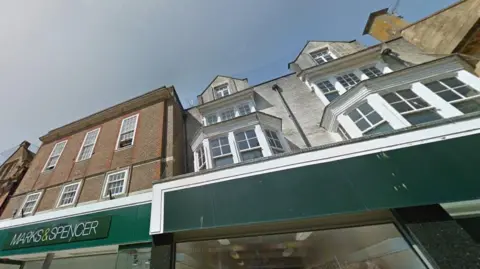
left=3, top=216, right=112, bottom=250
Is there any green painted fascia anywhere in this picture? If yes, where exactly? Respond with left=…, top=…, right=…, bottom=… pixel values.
left=163, top=133, right=480, bottom=233
left=0, top=204, right=151, bottom=257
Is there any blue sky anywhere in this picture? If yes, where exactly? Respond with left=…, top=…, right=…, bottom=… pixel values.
left=0, top=0, right=458, bottom=157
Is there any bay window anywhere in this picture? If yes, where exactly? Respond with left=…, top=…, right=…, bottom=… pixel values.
left=383, top=89, right=441, bottom=125
left=210, top=136, right=234, bottom=167
left=348, top=103, right=393, bottom=135
left=424, top=77, right=480, bottom=114
left=235, top=130, right=263, bottom=161
left=265, top=129, right=284, bottom=154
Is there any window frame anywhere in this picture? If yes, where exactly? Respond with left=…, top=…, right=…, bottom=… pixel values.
left=76, top=128, right=101, bottom=162
left=309, top=48, right=336, bottom=65
left=210, top=135, right=233, bottom=168
left=337, top=124, right=351, bottom=140
left=336, top=72, right=361, bottom=90
left=264, top=129, right=284, bottom=154
left=102, top=168, right=130, bottom=198
left=361, top=66, right=383, bottom=79
left=220, top=107, right=236, bottom=121
left=56, top=181, right=82, bottom=208
left=196, top=146, right=206, bottom=171
left=234, top=129, right=263, bottom=161
left=214, top=84, right=231, bottom=99
left=383, top=89, right=437, bottom=116
left=347, top=102, right=390, bottom=134
left=115, top=114, right=139, bottom=150
left=237, top=103, right=252, bottom=116
left=315, top=80, right=339, bottom=102
left=19, top=191, right=43, bottom=216
left=424, top=77, right=480, bottom=110
left=42, top=140, right=68, bottom=172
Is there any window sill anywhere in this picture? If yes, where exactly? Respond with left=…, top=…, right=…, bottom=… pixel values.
left=115, top=145, right=133, bottom=152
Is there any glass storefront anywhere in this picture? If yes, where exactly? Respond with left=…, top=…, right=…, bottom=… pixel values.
left=176, top=224, right=427, bottom=269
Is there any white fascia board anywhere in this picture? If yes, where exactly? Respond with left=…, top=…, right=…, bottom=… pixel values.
left=150, top=117, right=480, bottom=234
left=0, top=192, right=152, bottom=230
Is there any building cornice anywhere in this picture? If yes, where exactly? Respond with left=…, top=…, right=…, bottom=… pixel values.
left=40, top=86, right=175, bottom=143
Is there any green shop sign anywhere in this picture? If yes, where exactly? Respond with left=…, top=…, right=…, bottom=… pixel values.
left=3, top=216, right=112, bottom=250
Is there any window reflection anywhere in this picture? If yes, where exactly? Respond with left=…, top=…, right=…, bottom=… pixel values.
left=176, top=224, right=426, bottom=269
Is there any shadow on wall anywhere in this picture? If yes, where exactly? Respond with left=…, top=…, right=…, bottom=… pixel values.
left=253, top=92, right=274, bottom=111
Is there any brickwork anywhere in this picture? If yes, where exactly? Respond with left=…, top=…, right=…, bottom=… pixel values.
left=130, top=161, right=161, bottom=193
left=2, top=87, right=185, bottom=218
left=0, top=194, right=25, bottom=220
left=36, top=186, right=61, bottom=212
left=78, top=175, right=104, bottom=203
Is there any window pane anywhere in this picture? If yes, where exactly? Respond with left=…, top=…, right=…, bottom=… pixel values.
left=348, top=110, right=362, bottom=122
left=437, top=90, right=462, bottom=102
left=245, top=130, right=256, bottom=138
left=392, top=102, right=412, bottom=113
left=409, top=98, right=430, bottom=109
left=220, top=137, right=229, bottom=145
left=404, top=110, right=442, bottom=125
left=364, top=122, right=394, bottom=135
left=456, top=86, right=479, bottom=98
left=355, top=119, right=370, bottom=131
left=221, top=145, right=231, bottom=154
left=453, top=98, right=480, bottom=114
left=241, top=149, right=263, bottom=161
left=211, top=148, right=221, bottom=157
left=424, top=81, right=447, bottom=92
left=441, top=77, right=464, bottom=88
left=325, top=91, right=340, bottom=101
left=397, top=89, right=417, bottom=99
left=176, top=224, right=428, bottom=269
left=383, top=92, right=401, bottom=103
left=221, top=109, right=235, bottom=121
left=366, top=111, right=382, bottom=125
left=213, top=156, right=233, bottom=167
left=238, top=141, right=249, bottom=150
left=358, top=103, right=373, bottom=115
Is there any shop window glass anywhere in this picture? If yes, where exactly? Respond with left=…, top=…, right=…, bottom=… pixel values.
left=176, top=224, right=427, bottom=269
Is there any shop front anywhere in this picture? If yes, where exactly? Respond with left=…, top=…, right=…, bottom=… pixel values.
left=0, top=203, right=152, bottom=269
left=150, top=121, right=480, bottom=269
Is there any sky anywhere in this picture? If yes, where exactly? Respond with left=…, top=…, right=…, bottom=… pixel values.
left=0, top=0, right=458, bottom=158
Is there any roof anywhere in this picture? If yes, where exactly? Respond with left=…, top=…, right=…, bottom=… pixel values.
left=155, top=111, right=480, bottom=185
left=288, top=40, right=358, bottom=68
left=362, top=8, right=389, bottom=35
left=197, top=75, right=248, bottom=98
left=40, top=86, right=178, bottom=143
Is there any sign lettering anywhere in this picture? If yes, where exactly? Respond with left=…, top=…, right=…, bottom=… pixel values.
left=3, top=216, right=111, bottom=250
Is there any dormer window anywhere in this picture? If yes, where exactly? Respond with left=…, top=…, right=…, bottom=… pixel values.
left=310, top=49, right=335, bottom=65
left=214, top=84, right=230, bottom=99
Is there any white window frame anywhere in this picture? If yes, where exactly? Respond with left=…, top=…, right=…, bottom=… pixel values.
left=19, top=191, right=42, bottom=216
left=196, top=146, right=206, bottom=170
left=264, top=129, right=284, bottom=154
left=237, top=103, right=253, bottom=116
left=383, top=89, right=437, bottom=117
left=56, top=181, right=82, bottom=208
left=214, top=84, right=230, bottom=99
left=76, top=128, right=101, bottom=162
left=310, top=48, right=336, bottom=65
left=234, top=129, right=263, bottom=161
left=347, top=102, right=390, bottom=134
left=220, top=107, right=235, bottom=121
left=424, top=77, right=480, bottom=111
left=115, top=114, right=139, bottom=150
left=315, top=80, right=339, bottom=102
left=361, top=65, right=384, bottom=79
left=337, top=124, right=351, bottom=140
left=210, top=135, right=233, bottom=168
left=205, top=113, right=218, bottom=126
left=336, top=72, right=361, bottom=90
left=102, top=168, right=129, bottom=198
left=42, top=140, right=68, bottom=172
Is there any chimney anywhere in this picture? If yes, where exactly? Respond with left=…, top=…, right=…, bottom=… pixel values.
left=20, top=141, right=30, bottom=149
left=363, top=8, right=409, bottom=42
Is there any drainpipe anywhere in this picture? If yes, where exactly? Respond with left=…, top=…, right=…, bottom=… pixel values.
left=272, top=84, right=311, bottom=148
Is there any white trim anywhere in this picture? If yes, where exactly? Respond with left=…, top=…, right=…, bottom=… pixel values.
left=0, top=192, right=151, bottom=230
left=203, top=139, right=213, bottom=169
left=228, top=132, right=240, bottom=164
left=56, top=181, right=82, bottom=208
left=150, top=117, right=480, bottom=234
left=411, top=82, right=462, bottom=118
left=102, top=168, right=130, bottom=198
left=338, top=114, right=363, bottom=138
left=18, top=191, right=43, bottom=217
left=42, top=140, right=68, bottom=172
left=76, top=128, right=101, bottom=162
left=254, top=124, right=272, bottom=157
left=115, top=114, right=139, bottom=150
left=367, top=94, right=409, bottom=129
